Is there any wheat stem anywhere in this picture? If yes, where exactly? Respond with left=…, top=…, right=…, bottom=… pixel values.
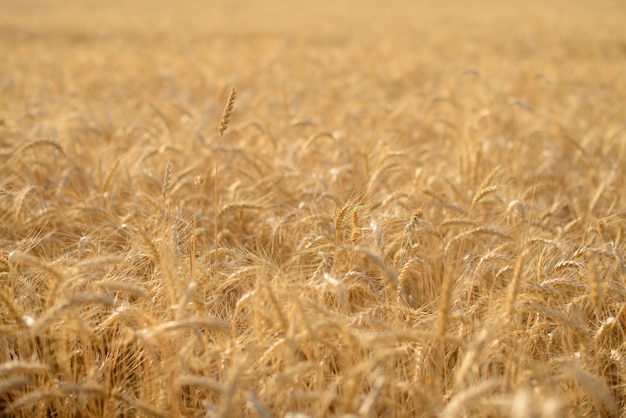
left=214, top=86, right=237, bottom=272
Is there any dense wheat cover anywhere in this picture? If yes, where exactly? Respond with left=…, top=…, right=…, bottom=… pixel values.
left=1, top=0, right=626, bottom=416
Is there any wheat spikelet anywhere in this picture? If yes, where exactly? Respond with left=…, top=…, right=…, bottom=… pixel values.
left=397, top=257, right=425, bottom=288
left=96, top=280, right=149, bottom=300
left=553, top=259, right=583, bottom=272
left=134, top=225, right=162, bottom=266
left=404, top=208, right=424, bottom=233
left=535, top=250, right=546, bottom=282
left=610, top=242, right=625, bottom=279
left=334, top=201, right=352, bottom=243
left=506, top=199, right=526, bottom=220
left=444, top=226, right=511, bottom=254
left=471, top=165, right=500, bottom=207
left=350, top=205, right=362, bottom=244
left=161, top=160, right=173, bottom=202
left=263, top=281, right=289, bottom=332
left=439, top=218, right=479, bottom=229
left=506, top=249, right=530, bottom=319
left=11, top=185, right=38, bottom=221
left=471, top=184, right=501, bottom=208
left=355, top=246, right=397, bottom=287
left=219, top=86, right=237, bottom=139
left=422, top=188, right=448, bottom=204
left=144, top=318, right=229, bottom=339
left=594, top=316, right=618, bottom=346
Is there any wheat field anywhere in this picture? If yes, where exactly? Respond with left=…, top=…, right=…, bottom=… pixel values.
left=1, top=0, right=626, bottom=416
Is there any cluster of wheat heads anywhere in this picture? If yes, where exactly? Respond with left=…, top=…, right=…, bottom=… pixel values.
left=1, top=80, right=625, bottom=417
left=1, top=9, right=626, bottom=418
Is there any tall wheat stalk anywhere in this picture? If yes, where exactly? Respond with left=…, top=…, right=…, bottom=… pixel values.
left=214, top=86, right=237, bottom=270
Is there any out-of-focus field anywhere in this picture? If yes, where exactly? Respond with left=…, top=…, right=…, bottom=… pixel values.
left=1, top=0, right=626, bottom=416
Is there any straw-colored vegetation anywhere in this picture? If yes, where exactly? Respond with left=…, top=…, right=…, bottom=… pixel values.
left=1, top=0, right=625, bottom=416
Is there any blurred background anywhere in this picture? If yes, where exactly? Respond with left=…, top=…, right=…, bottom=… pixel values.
left=2, top=0, right=625, bottom=41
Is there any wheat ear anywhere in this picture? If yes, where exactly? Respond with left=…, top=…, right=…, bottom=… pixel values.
left=506, top=248, right=530, bottom=320
left=161, top=160, right=173, bottom=222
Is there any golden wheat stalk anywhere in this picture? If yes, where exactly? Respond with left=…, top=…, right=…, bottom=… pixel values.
left=214, top=86, right=237, bottom=270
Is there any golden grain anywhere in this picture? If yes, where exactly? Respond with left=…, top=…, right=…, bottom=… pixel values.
left=1, top=1, right=624, bottom=415
left=218, top=86, right=237, bottom=139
